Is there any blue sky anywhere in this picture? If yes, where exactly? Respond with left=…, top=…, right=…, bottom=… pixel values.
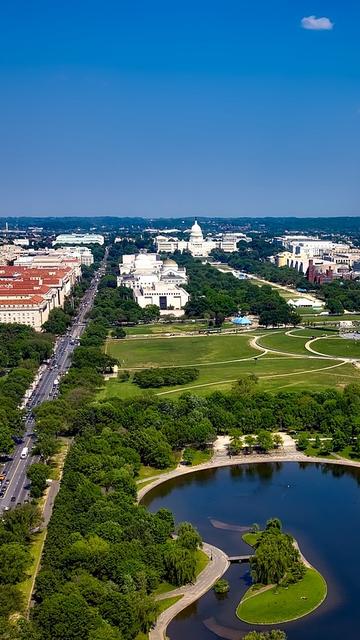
left=0, top=0, right=359, bottom=217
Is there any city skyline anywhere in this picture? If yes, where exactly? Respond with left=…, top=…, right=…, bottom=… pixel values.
left=1, top=1, right=359, bottom=217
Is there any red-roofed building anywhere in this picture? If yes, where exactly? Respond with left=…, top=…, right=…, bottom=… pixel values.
left=0, top=263, right=81, bottom=330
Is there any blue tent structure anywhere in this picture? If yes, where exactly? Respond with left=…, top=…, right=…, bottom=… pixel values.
left=231, top=316, right=252, bottom=326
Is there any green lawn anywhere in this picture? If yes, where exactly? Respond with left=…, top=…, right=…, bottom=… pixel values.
left=309, top=337, right=360, bottom=359
left=153, top=581, right=177, bottom=596
left=18, top=529, right=47, bottom=610
left=98, top=356, right=360, bottom=400
left=242, top=532, right=261, bottom=547
left=195, top=548, right=209, bottom=577
left=256, top=331, right=312, bottom=356
left=125, top=322, right=209, bottom=335
left=136, top=454, right=181, bottom=482
left=182, top=448, right=213, bottom=465
left=237, top=568, right=327, bottom=624
left=157, top=595, right=183, bottom=614
left=105, top=333, right=259, bottom=368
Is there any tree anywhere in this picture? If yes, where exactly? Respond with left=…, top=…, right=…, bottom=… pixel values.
left=332, top=429, right=347, bottom=452
left=0, top=543, right=31, bottom=584
left=244, top=434, right=256, bottom=453
left=177, top=522, right=202, bottom=551
left=35, top=434, right=59, bottom=462
left=112, top=326, right=126, bottom=339
left=257, top=430, right=274, bottom=453
left=244, top=632, right=286, bottom=640
left=0, top=583, right=24, bottom=617
left=214, top=578, right=229, bottom=593
left=43, top=308, right=71, bottom=334
left=273, top=434, right=283, bottom=449
left=0, top=425, right=14, bottom=455
left=34, top=592, right=99, bottom=640
left=163, top=542, right=196, bottom=586
left=327, top=298, right=344, bottom=315
left=27, top=463, right=49, bottom=498
left=142, top=305, right=160, bottom=323
left=296, top=433, right=309, bottom=451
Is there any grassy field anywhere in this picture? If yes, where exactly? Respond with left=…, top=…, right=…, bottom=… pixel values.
left=237, top=568, right=327, bottom=624
left=98, top=357, right=359, bottom=399
left=98, top=329, right=360, bottom=400
left=256, top=331, right=312, bottom=356
left=125, top=322, right=209, bottom=335
left=106, top=334, right=259, bottom=367
left=309, top=337, right=360, bottom=359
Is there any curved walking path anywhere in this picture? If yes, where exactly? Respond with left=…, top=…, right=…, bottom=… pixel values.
left=149, top=542, right=229, bottom=640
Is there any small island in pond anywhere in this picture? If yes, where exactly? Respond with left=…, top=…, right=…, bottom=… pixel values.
left=237, top=518, right=327, bottom=625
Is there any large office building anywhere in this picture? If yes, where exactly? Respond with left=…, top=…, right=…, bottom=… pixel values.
left=118, top=252, right=189, bottom=316
left=276, top=235, right=360, bottom=281
left=0, top=257, right=81, bottom=330
left=156, top=220, right=238, bottom=257
left=53, top=233, right=104, bottom=246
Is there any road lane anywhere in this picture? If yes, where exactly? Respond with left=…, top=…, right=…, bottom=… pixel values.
left=0, top=251, right=107, bottom=512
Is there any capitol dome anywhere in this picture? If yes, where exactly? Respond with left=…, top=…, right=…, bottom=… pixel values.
left=189, top=220, right=203, bottom=239
left=163, top=258, right=177, bottom=266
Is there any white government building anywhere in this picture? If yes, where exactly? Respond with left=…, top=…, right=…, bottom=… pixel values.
left=53, top=233, right=104, bottom=246
left=156, top=220, right=238, bottom=257
left=118, top=252, right=189, bottom=316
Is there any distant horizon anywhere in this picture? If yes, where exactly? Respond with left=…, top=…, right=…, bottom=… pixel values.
left=1, top=213, right=360, bottom=220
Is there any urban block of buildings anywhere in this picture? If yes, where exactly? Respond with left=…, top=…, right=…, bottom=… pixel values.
left=156, top=220, right=242, bottom=256
left=118, top=252, right=189, bottom=316
left=0, top=244, right=93, bottom=330
left=276, top=235, right=360, bottom=283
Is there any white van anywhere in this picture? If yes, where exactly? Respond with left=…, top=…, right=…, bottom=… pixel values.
left=20, top=447, right=29, bottom=460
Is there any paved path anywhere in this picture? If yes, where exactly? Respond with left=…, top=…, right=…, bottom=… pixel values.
left=149, top=542, right=229, bottom=640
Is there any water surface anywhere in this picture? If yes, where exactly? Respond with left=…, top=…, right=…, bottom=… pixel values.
left=143, top=462, right=360, bottom=639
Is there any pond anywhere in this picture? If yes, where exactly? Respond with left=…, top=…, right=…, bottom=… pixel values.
left=142, top=462, right=360, bottom=639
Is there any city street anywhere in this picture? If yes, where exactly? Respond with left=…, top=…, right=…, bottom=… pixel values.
left=0, top=251, right=107, bottom=513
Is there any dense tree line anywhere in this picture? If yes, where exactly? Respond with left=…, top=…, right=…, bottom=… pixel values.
left=133, top=367, right=199, bottom=389
left=0, top=504, right=43, bottom=624
left=321, top=280, right=360, bottom=314
left=166, top=255, right=301, bottom=326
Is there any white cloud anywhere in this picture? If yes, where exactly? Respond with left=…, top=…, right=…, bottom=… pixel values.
left=301, top=15, right=334, bottom=31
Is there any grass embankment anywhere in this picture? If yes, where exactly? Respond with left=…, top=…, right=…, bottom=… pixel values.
left=237, top=532, right=327, bottom=624
left=157, top=595, right=183, bottom=613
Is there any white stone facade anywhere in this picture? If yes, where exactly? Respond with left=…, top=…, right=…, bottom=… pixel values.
left=156, top=220, right=238, bottom=256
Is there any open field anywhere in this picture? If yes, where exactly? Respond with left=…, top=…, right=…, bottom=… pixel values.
left=98, top=330, right=360, bottom=400
left=309, top=337, right=360, bottom=359
left=237, top=567, right=327, bottom=624
left=256, top=331, right=313, bottom=356
left=125, top=321, right=211, bottom=335
left=97, top=327, right=360, bottom=400
left=106, top=333, right=259, bottom=367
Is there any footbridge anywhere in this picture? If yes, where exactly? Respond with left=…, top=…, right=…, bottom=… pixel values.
left=227, top=554, right=252, bottom=563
